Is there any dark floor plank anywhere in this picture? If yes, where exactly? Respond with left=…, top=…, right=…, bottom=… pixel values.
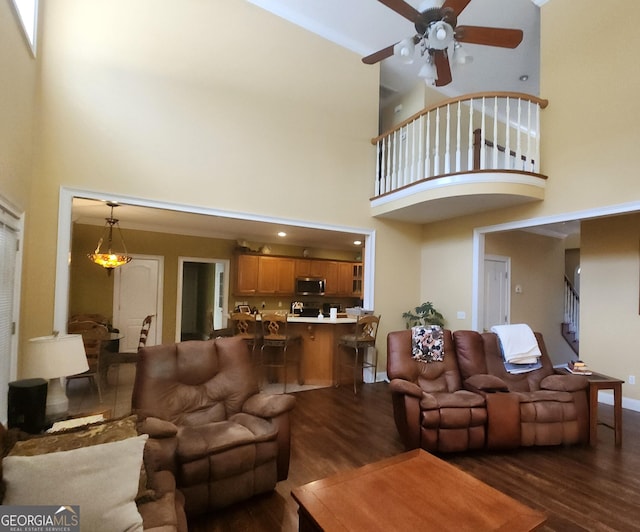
left=186, top=383, right=640, bottom=531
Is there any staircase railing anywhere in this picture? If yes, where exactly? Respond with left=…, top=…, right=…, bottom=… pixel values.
left=371, top=91, right=548, bottom=198
left=563, top=275, right=580, bottom=342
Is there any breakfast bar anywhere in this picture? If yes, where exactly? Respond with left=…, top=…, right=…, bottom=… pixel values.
left=285, top=316, right=356, bottom=387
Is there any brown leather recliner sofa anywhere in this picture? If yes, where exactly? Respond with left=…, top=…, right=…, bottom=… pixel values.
left=132, top=335, right=296, bottom=517
left=387, top=329, right=589, bottom=452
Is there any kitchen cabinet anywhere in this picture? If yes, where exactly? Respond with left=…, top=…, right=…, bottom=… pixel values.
left=235, top=255, right=294, bottom=296
left=257, top=256, right=294, bottom=295
left=337, top=262, right=354, bottom=296
left=236, top=254, right=361, bottom=297
left=235, top=254, right=259, bottom=295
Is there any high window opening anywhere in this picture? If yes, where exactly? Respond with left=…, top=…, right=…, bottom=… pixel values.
left=11, top=0, right=38, bottom=55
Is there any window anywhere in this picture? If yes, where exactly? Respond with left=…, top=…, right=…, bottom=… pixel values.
left=11, top=0, right=38, bottom=55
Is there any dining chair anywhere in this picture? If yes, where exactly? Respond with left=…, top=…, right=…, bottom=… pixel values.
left=260, top=313, right=303, bottom=393
left=104, top=314, right=154, bottom=387
left=66, top=322, right=109, bottom=402
left=337, top=314, right=381, bottom=394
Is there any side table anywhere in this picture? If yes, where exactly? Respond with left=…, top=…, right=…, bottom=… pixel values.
left=585, top=372, right=624, bottom=446
left=557, top=368, right=624, bottom=446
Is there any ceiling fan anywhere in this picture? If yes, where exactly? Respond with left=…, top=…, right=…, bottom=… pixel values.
left=363, top=0, right=523, bottom=87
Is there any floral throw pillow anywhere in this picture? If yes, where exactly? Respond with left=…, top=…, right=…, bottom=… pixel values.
left=412, top=325, right=445, bottom=363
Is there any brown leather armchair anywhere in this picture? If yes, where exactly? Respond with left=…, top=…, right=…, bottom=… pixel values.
left=131, top=336, right=296, bottom=516
left=453, top=330, right=589, bottom=449
left=387, top=329, right=486, bottom=453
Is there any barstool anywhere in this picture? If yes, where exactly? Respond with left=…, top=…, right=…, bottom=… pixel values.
left=230, top=312, right=261, bottom=380
left=337, top=314, right=381, bottom=394
left=260, top=313, right=303, bottom=393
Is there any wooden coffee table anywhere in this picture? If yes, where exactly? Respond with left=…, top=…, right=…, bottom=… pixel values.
left=292, top=450, right=546, bottom=531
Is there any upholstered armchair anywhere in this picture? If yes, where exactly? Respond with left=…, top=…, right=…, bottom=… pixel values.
left=131, top=336, right=296, bottom=516
left=453, top=330, right=589, bottom=449
left=387, top=329, right=486, bottom=453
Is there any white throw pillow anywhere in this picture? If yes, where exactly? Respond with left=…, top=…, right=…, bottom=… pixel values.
left=3, top=434, right=148, bottom=532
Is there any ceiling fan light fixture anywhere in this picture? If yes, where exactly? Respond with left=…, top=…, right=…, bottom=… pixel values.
left=453, top=42, right=473, bottom=65
left=428, top=21, right=454, bottom=50
left=393, top=38, right=415, bottom=64
left=418, top=57, right=438, bottom=84
left=87, top=202, right=132, bottom=275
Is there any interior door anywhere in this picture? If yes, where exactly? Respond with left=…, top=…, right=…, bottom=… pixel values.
left=483, top=255, right=510, bottom=331
left=113, top=255, right=163, bottom=352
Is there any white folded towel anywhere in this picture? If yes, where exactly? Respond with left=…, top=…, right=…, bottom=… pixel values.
left=491, top=324, right=541, bottom=364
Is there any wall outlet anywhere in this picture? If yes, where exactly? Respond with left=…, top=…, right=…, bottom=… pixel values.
left=629, top=375, right=636, bottom=385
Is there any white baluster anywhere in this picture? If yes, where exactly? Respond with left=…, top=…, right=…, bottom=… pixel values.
left=504, top=97, right=511, bottom=169
left=455, top=101, right=461, bottom=172
left=516, top=98, right=522, bottom=170
left=535, top=103, right=541, bottom=173
left=417, top=114, right=424, bottom=181
left=480, top=97, right=486, bottom=169
left=467, top=99, right=474, bottom=171
left=404, top=124, right=410, bottom=185
left=526, top=100, right=532, bottom=173
left=375, top=140, right=381, bottom=196
left=492, top=97, right=498, bottom=169
left=425, top=113, right=431, bottom=178
left=444, top=103, right=451, bottom=174
left=434, top=107, right=441, bottom=175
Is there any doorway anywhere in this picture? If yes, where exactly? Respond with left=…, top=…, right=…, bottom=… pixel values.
left=483, top=255, right=510, bottom=331
left=113, top=255, right=164, bottom=352
left=176, top=257, right=229, bottom=342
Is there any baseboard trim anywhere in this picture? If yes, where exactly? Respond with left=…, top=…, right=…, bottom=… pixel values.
left=598, top=390, right=640, bottom=413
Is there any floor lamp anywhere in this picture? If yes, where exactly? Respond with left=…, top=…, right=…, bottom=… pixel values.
left=23, top=333, right=89, bottom=420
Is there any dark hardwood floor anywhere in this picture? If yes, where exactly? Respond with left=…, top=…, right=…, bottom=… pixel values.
left=189, top=383, right=640, bottom=531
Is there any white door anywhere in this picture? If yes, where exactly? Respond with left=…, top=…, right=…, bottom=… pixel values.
left=483, top=255, right=510, bottom=331
left=113, top=256, right=163, bottom=352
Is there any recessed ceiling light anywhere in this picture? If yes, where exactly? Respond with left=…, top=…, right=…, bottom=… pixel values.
left=353, top=240, right=362, bottom=246
left=277, top=231, right=287, bottom=237
left=519, top=74, right=529, bottom=82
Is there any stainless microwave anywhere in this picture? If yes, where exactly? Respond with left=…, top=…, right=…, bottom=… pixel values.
left=296, top=277, right=326, bottom=296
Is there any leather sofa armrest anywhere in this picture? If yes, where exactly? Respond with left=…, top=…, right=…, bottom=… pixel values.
left=541, top=374, right=588, bottom=392
left=389, top=378, right=423, bottom=398
left=138, top=417, right=178, bottom=438
left=464, top=374, right=509, bottom=394
left=242, top=393, right=296, bottom=419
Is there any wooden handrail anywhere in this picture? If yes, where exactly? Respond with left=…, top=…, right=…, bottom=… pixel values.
left=472, top=129, right=534, bottom=170
left=371, top=91, right=549, bottom=144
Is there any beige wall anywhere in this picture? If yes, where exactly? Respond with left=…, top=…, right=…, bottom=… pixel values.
left=580, top=214, right=640, bottom=399
left=15, top=0, right=422, bottom=375
left=416, top=0, right=640, bottom=403
left=0, top=2, right=38, bottom=210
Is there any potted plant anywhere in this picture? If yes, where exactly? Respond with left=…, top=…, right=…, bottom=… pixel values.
left=402, top=302, right=445, bottom=329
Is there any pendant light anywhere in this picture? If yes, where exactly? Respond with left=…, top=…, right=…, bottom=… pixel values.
left=87, top=202, right=132, bottom=275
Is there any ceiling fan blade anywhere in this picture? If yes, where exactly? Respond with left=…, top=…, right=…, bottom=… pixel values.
left=455, top=26, right=523, bottom=49
left=442, top=0, right=472, bottom=17
left=362, top=43, right=395, bottom=65
left=376, top=0, right=421, bottom=23
left=433, top=50, right=452, bottom=87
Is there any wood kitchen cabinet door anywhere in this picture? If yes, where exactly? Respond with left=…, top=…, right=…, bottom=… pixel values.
left=337, top=262, right=353, bottom=296
left=235, top=254, right=259, bottom=295
left=322, top=261, right=339, bottom=295
left=257, top=256, right=294, bottom=295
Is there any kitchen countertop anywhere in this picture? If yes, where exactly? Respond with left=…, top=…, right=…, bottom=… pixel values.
left=286, top=316, right=356, bottom=324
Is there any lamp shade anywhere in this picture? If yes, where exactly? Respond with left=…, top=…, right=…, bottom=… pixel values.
left=23, top=334, right=89, bottom=380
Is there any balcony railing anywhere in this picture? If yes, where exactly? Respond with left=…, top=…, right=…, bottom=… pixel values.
left=371, top=92, right=549, bottom=199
